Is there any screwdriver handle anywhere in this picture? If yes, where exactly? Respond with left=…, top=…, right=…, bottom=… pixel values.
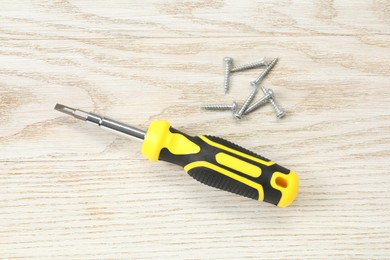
left=142, top=121, right=298, bottom=207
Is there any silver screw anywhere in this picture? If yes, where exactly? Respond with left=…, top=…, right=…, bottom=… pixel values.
left=252, top=57, right=278, bottom=86
left=234, top=83, right=258, bottom=119
left=223, top=57, right=233, bottom=93
left=260, top=86, right=285, bottom=119
left=230, top=57, right=268, bottom=73
left=202, top=102, right=237, bottom=112
left=244, top=88, right=274, bottom=115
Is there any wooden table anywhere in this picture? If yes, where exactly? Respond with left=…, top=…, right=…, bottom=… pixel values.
left=1, top=1, right=389, bottom=259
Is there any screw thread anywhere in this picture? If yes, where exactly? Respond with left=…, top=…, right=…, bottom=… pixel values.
left=244, top=91, right=272, bottom=114
left=230, top=58, right=267, bottom=73
left=234, top=87, right=258, bottom=119
left=269, top=99, right=285, bottom=118
left=223, top=58, right=233, bottom=93
left=253, top=57, right=278, bottom=85
left=202, top=104, right=234, bottom=111
left=260, top=86, right=285, bottom=118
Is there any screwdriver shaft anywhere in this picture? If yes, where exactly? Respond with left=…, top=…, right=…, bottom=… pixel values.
left=55, top=104, right=146, bottom=141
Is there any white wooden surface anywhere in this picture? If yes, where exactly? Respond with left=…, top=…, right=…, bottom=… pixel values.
left=1, top=0, right=389, bottom=259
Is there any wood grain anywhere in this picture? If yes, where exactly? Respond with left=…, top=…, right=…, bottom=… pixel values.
left=1, top=0, right=389, bottom=259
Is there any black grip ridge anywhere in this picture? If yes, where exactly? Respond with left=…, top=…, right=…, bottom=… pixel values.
left=156, top=127, right=297, bottom=206
left=187, top=167, right=259, bottom=200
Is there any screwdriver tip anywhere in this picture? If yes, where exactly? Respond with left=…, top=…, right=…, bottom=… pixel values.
left=54, top=103, right=65, bottom=111
left=54, top=103, right=89, bottom=120
left=54, top=103, right=76, bottom=116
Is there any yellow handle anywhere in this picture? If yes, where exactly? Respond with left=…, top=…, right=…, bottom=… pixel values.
left=142, top=120, right=299, bottom=207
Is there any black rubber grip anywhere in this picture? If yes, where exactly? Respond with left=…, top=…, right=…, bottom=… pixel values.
left=157, top=127, right=297, bottom=206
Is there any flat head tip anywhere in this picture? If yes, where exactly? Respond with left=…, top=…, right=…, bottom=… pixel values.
left=54, top=103, right=77, bottom=116
left=54, top=103, right=65, bottom=111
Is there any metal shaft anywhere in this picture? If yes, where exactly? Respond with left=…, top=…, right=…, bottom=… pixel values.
left=234, top=84, right=258, bottom=119
left=202, top=102, right=237, bottom=111
left=54, top=104, right=146, bottom=141
left=244, top=88, right=273, bottom=115
left=260, top=86, right=285, bottom=119
left=230, top=58, right=267, bottom=73
left=252, top=57, right=278, bottom=86
left=223, top=57, right=233, bottom=93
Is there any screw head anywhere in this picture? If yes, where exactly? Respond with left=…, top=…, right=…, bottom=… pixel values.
left=224, top=57, right=233, bottom=64
left=265, top=88, right=274, bottom=99
left=276, top=111, right=285, bottom=119
left=232, top=101, right=237, bottom=111
left=233, top=111, right=242, bottom=120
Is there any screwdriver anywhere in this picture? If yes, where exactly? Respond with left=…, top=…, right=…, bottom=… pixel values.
left=55, top=104, right=299, bottom=207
